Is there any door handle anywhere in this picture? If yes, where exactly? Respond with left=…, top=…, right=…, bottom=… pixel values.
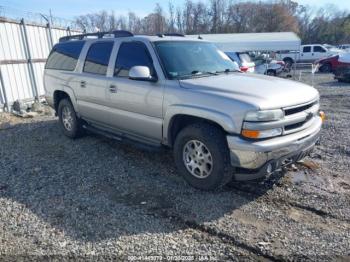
left=109, top=85, right=117, bottom=93
left=80, top=81, right=86, bottom=88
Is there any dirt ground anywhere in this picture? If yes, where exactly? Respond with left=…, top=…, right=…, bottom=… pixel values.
left=0, top=73, right=349, bottom=261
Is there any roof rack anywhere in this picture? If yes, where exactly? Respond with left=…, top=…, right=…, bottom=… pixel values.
left=59, top=30, right=134, bottom=42
left=156, top=33, right=185, bottom=38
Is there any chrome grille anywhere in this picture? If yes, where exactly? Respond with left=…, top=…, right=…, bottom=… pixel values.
left=282, top=100, right=319, bottom=135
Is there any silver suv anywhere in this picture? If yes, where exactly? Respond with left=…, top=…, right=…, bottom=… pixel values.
left=44, top=31, right=324, bottom=190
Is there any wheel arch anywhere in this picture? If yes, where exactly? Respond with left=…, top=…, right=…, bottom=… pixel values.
left=164, top=105, right=236, bottom=147
left=53, top=87, right=78, bottom=114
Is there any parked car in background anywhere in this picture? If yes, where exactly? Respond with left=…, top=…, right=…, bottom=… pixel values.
left=316, top=53, right=350, bottom=73
left=337, top=44, right=350, bottom=51
left=276, top=44, right=344, bottom=66
left=330, top=53, right=350, bottom=82
left=225, top=52, right=255, bottom=73
left=250, top=54, right=285, bottom=76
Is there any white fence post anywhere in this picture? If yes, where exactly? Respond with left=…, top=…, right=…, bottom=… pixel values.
left=0, top=67, right=9, bottom=111
left=20, top=18, right=39, bottom=101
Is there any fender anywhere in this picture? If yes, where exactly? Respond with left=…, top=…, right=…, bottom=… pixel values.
left=58, top=84, right=79, bottom=113
left=163, top=104, right=237, bottom=145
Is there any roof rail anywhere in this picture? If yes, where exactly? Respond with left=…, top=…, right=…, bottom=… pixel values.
left=156, top=33, right=185, bottom=38
left=59, top=30, right=133, bottom=42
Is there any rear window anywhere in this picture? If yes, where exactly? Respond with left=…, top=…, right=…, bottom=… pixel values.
left=83, top=42, right=114, bottom=75
left=303, top=46, right=311, bottom=53
left=45, top=41, right=85, bottom=71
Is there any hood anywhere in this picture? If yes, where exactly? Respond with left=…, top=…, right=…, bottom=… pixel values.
left=317, top=54, right=338, bottom=64
left=179, top=73, right=319, bottom=110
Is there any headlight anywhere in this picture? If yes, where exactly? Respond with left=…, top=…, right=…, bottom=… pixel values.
left=245, top=109, right=284, bottom=122
left=241, top=128, right=283, bottom=139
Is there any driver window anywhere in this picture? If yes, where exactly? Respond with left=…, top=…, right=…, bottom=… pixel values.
left=114, top=41, right=155, bottom=77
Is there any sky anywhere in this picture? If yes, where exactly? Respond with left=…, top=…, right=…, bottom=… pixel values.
left=0, top=0, right=349, bottom=20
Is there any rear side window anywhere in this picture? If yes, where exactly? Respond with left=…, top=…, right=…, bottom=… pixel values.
left=83, top=42, right=114, bottom=75
left=114, top=42, right=154, bottom=77
left=303, top=46, right=311, bottom=53
left=45, top=41, right=85, bottom=71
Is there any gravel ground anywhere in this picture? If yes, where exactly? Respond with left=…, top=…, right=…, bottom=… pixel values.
left=0, top=73, right=349, bottom=261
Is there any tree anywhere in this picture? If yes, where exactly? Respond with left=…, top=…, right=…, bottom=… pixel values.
left=73, top=0, right=350, bottom=45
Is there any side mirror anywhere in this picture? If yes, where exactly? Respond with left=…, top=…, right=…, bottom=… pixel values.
left=129, top=66, right=157, bottom=82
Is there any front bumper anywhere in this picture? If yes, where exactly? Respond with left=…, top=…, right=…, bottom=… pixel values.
left=227, top=116, right=322, bottom=180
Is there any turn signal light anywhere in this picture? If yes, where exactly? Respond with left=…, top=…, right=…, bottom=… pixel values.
left=319, top=111, right=326, bottom=122
left=241, top=129, right=260, bottom=139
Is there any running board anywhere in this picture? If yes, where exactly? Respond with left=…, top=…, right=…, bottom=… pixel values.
left=83, top=124, right=122, bottom=141
left=82, top=124, right=163, bottom=151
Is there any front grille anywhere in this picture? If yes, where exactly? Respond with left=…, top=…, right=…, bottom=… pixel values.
left=282, top=100, right=319, bottom=135
left=284, top=101, right=318, bottom=116
left=284, top=121, right=305, bottom=131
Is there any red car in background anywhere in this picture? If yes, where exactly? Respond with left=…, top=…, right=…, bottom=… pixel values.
left=316, top=53, right=350, bottom=73
left=316, top=53, right=350, bottom=82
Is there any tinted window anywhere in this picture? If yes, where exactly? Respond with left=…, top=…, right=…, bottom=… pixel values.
left=115, top=42, right=154, bottom=77
left=314, top=46, right=326, bottom=53
left=45, top=41, right=85, bottom=71
left=303, top=46, right=311, bottom=53
left=83, top=42, right=114, bottom=75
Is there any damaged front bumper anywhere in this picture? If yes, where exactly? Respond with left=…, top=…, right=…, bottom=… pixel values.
left=227, top=116, right=322, bottom=180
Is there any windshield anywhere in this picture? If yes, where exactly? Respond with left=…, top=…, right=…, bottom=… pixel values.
left=154, top=41, right=239, bottom=79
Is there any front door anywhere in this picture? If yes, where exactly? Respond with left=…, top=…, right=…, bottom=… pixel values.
left=312, top=45, right=328, bottom=61
left=106, top=41, right=163, bottom=141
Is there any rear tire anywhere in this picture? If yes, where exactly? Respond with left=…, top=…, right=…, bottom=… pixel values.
left=58, top=98, right=84, bottom=138
left=173, top=123, right=233, bottom=190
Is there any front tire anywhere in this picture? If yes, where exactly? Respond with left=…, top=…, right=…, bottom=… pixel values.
left=173, top=123, right=233, bottom=190
left=319, top=63, right=332, bottom=73
left=58, top=98, right=84, bottom=138
left=267, top=70, right=276, bottom=76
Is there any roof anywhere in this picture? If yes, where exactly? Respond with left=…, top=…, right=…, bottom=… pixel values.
left=186, top=32, right=301, bottom=52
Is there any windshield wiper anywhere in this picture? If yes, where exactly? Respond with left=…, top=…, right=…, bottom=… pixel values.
left=191, top=70, right=219, bottom=76
left=216, top=68, right=240, bottom=74
left=177, top=70, right=219, bottom=79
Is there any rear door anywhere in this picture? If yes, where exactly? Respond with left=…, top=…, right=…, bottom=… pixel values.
left=75, top=41, right=114, bottom=124
left=105, top=40, right=163, bottom=142
left=300, top=45, right=312, bottom=62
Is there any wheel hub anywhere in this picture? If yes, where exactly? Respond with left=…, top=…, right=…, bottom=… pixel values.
left=62, top=106, right=73, bottom=131
left=183, top=140, right=213, bottom=179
